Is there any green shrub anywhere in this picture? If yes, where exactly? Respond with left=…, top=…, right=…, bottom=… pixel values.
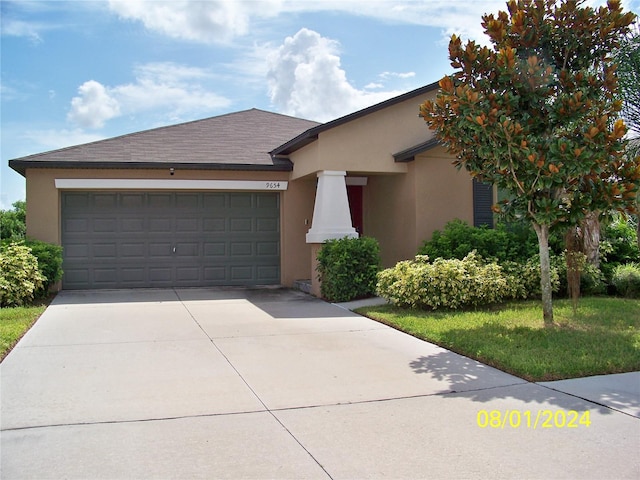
left=501, top=256, right=560, bottom=300
left=0, top=243, right=46, bottom=307
left=611, top=263, right=640, bottom=298
left=600, top=217, right=640, bottom=281
left=317, top=236, right=380, bottom=302
left=419, top=219, right=545, bottom=263
left=25, top=240, right=63, bottom=295
left=376, top=252, right=511, bottom=310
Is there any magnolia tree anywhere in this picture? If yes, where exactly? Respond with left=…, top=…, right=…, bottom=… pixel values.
left=420, top=0, right=640, bottom=325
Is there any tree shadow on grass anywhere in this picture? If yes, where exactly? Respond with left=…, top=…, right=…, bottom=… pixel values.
left=408, top=321, right=640, bottom=415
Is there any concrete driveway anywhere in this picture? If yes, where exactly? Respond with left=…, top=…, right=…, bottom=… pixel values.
left=1, top=288, right=638, bottom=479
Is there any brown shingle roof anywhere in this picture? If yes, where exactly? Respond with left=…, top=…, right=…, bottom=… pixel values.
left=9, top=108, right=320, bottom=176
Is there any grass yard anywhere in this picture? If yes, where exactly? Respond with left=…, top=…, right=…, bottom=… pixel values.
left=357, top=297, right=640, bottom=382
left=0, top=303, right=48, bottom=362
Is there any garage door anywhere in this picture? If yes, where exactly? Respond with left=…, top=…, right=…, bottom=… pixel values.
left=61, top=191, right=280, bottom=289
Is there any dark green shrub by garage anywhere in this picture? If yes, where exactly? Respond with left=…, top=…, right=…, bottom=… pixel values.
left=316, top=237, right=380, bottom=302
left=25, top=240, right=63, bottom=295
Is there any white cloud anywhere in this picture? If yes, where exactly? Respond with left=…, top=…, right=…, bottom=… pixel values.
left=266, top=28, right=403, bottom=122
left=106, top=0, right=512, bottom=46
left=67, top=63, right=231, bottom=129
left=68, top=80, right=121, bottom=129
left=1, top=19, right=43, bottom=43
left=379, top=71, right=416, bottom=80
left=108, top=0, right=282, bottom=44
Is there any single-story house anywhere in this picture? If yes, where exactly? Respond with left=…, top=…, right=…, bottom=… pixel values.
left=8, top=82, right=493, bottom=294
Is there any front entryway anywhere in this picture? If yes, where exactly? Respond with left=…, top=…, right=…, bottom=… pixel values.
left=60, top=191, right=280, bottom=289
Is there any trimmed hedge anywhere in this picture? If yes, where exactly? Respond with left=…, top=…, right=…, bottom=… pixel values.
left=0, top=243, right=46, bottom=307
left=376, top=252, right=560, bottom=310
left=316, top=236, right=380, bottom=302
left=377, top=252, right=515, bottom=310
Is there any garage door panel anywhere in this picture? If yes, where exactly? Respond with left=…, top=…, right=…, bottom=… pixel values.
left=176, top=194, right=199, bottom=208
left=121, top=217, right=146, bottom=233
left=149, top=218, right=173, bottom=233
left=64, top=218, right=89, bottom=233
left=176, top=218, right=199, bottom=232
left=121, top=267, right=146, bottom=283
left=94, top=268, right=118, bottom=284
left=204, top=266, right=226, bottom=281
left=256, top=241, right=279, bottom=256
left=229, top=193, right=252, bottom=208
left=93, top=218, right=117, bottom=233
left=94, top=193, right=118, bottom=208
left=93, top=244, right=117, bottom=259
left=257, top=266, right=280, bottom=281
left=61, top=191, right=280, bottom=289
left=204, top=242, right=225, bottom=256
left=121, top=243, right=146, bottom=258
left=256, top=193, right=278, bottom=209
left=64, top=243, right=90, bottom=260
left=149, top=243, right=172, bottom=257
left=257, top=218, right=279, bottom=232
left=203, top=193, right=226, bottom=208
left=204, top=218, right=225, bottom=232
left=175, top=242, right=199, bottom=256
left=63, top=193, right=91, bottom=209
left=148, top=193, right=172, bottom=208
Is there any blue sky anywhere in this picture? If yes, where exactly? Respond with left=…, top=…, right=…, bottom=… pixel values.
left=2, top=0, right=638, bottom=209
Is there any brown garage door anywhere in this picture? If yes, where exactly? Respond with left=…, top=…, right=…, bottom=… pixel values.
left=61, top=191, right=280, bottom=289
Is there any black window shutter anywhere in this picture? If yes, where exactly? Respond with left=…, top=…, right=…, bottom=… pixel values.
left=473, top=179, right=494, bottom=227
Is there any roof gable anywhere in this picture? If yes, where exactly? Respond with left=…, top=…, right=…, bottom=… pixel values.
left=9, top=109, right=320, bottom=176
left=270, top=82, right=439, bottom=156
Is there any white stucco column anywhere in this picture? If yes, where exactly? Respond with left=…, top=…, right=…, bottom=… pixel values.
left=306, top=170, right=358, bottom=243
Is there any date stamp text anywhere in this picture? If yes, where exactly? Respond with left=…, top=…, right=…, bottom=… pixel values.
left=477, top=409, right=591, bottom=429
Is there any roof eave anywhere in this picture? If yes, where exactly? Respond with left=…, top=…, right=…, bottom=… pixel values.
left=393, top=138, right=441, bottom=163
left=9, top=159, right=294, bottom=177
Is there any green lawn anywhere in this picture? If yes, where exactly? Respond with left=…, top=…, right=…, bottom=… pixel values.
left=356, top=297, right=640, bottom=381
left=0, top=303, right=48, bottom=362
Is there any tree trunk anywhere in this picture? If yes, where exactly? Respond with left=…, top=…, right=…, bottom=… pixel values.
left=533, top=222, right=554, bottom=326
left=580, top=211, right=601, bottom=268
left=565, top=226, right=582, bottom=311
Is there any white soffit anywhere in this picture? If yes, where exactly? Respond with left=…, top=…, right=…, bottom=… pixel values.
left=54, top=179, right=288, bottom=191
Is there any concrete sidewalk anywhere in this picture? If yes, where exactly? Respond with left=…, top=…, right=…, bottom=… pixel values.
left=1, top=288, right=638, bottom=479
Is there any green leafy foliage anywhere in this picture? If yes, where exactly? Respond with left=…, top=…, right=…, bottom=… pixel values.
left=419, top=219, right=549, bottom=263
left=316, top=236, right=380, bottom=302
left=25, top=240, right=63, bottom=294
left=600, top=217, right=640, bottom=280
left=376, top=252, right=516, bottom=310
left=612, top=263, right=640, bottom=298
left=0, top=201, right=26, bottom=241
left=502, top=256, right=560, bottom=300
left=0, top=243, right=46, bottom=307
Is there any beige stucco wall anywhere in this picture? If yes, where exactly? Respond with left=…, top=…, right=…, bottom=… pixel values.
left=280, top=177, right=315, bottom=285
left=365, top=172, right=417, bottom=268
left=413, top=147, right=475, bottom=246
left=361, top=149, right=475, bottom=268
left=23, top=167, right=313, bottom=288
left=290, top=91, right=435, bottom=180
